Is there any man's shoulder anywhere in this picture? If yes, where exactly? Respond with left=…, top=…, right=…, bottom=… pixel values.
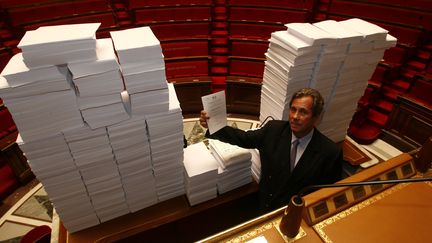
left=313, top=129, right=340, bottom=151
left=260, top=120, right=291, bottom=135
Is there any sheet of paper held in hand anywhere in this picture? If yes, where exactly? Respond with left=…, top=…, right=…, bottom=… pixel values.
left=201, top=91, right=227, bottom=134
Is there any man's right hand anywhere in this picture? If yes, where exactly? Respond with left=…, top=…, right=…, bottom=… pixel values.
left=199, top=110, right=209, bottom=129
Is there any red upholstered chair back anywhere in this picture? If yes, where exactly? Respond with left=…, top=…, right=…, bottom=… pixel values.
left=20, top=225, right=51, bottom=243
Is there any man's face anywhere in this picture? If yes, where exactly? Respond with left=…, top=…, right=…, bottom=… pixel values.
left=289, top=96, right=319, bottom=138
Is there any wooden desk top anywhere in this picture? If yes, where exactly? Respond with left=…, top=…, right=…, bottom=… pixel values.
left=58, top=182, right=259, bottom=243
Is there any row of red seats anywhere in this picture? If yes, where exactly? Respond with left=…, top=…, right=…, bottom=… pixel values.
left=128, top=0, right=212, bottom=8
left=164, top=58, right=266, bottom=79
left=23, top=12, right=117, bottom=32
left=133, top=6, right=211, bottom=24
left=228, top=0, right=315, bottom=10
left=346, top=0, right=432, bottom=10
left=6, top=0, right=111, bottom=27
left=329, top=0, right=432, bottom=30
left=229, top=7, right=310, bottom=24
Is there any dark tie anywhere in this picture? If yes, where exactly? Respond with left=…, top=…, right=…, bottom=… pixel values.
left=290, top=139, right=299, bottom=172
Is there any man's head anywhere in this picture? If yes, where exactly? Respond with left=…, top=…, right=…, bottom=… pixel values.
left=289, top=88, right=324, bottom=138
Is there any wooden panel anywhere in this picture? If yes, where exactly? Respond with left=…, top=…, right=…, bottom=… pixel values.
left=386, top=95, right=432, bottom=148
left=172, top=81, right=212, bottom=115
left=226, top=80, right=261, bottom=116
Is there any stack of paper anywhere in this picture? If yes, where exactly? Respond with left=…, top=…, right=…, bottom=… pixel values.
left=2, top=89, right=83, bottom=142
left=260, top=29, right=323, bottom=122
left=315, top=19, right=396, bottom=142
left=68, top=38, right=129, bottom=129
left=110, top=26, right=167, bottom=95
left=17, top=23, right=100, bottom=68
left=0, top=54, right=71, bottom=99
left=44, top=170, right=100, bottom=232
left=208, top=139, right=253, bottom=194
left=107, top=116, right=158, bottom=212
left=183, top=142, right=219, bottom=206
left=62, top=125, right=129, bottom=223
left=18, top=134, right=100, bottom=233
left=259, top=18, right=396, bottom=143
left=146, top=83, right=185, bottom=201
left=130, top=88, right=169, bottom=116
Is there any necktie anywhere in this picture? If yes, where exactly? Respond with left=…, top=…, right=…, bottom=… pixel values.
left=290, top=139, right=299, bottom=172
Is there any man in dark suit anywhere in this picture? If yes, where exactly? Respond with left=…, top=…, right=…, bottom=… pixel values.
left=200, top=88, right=343, bottom=212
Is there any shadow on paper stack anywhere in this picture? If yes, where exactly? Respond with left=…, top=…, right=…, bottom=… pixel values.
left=208, top=139, right=253, bottom=194
left=183, top=142, right=219, bottom=206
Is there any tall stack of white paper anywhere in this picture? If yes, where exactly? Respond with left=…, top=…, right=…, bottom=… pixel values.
left=316, top=19, right=396, bottom=142
left=110, top=27, right=167, bottom=95
left=208, top=139, right=253, bottom=194
left=183, top=142, right=219, bottom=206
left=260, top=18, right=396, bottom=143
left=130, top=88, right=169, bottom=116
left=62, top=125, right=129, bottom=223
left=3, top=89, right=83, bottom=142
left=260, top=30, right=323, bottom=122
left=18, top=134, right=100, bottom=232
left=146, top=83, right=185, bottom=201
left=17, top=23, right=100, bottom=68
left=0, top=54, right=83, bottom=142
left=0, top=53, right=70, bottom=93
left=107, top=116, right=158, bottom=212
left=68, top=38, right=129, bottom=129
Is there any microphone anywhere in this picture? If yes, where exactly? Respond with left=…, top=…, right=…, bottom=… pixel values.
left=279, top=176, right=432, bottom=238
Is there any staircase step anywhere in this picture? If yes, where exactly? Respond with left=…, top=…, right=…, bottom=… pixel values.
left=211, top=47, right=229, bottom=55
left=211, top=37, right=228, bottom=45
left=212, top=55, right=228, bottom=64
left=211, top=30, right=228, bottom=37
left=368, top=108, right=389, bottom=127
left=373, top=98, right=394, bottom=113
left=212, top=22, right=228, bottom=29
left=381, top=85, right=401, bottom=101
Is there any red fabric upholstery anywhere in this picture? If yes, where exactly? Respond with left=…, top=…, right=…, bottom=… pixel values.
left=0, top=157, right=18, bottom=200
left=20, top=225, right=51, bottom=243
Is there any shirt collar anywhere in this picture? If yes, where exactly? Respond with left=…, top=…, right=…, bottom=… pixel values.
left=292, top=128, right=314, bottom=144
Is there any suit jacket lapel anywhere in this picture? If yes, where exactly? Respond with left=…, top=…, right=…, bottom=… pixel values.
left=290, top=129, right=322, bottom=178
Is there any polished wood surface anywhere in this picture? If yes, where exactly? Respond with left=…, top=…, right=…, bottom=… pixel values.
left=59, top=182, right=260, bottom=243
left=201, top=153, right=431, bottom=243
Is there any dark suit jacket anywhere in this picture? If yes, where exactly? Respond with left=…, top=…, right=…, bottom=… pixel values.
left=207, top=120, right=343, bottom=212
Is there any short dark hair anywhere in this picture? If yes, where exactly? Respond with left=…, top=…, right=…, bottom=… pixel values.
left=289, top=88, right=324, bottom=117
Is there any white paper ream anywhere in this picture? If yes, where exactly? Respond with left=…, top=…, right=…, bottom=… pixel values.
left=285, top=23, right=338, bottom=46
left=338, top=18, right=388, bottom=42
left=18, top=23, right=100, bottom=51
left=68, top=38, right=120, bottom=78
